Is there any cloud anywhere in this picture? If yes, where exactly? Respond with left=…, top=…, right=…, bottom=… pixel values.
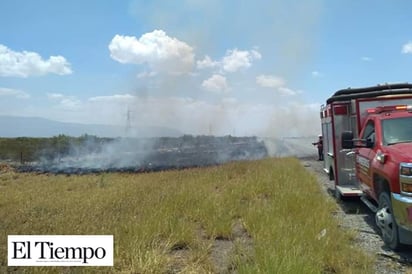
left=0, top=87, right=30, bottom=99
left=88, top=94, right=135, bottom=102
left=402, top=42, right=412, bottom=54
left=137, top=71, right=157, bottom=79
left=47, top=93, right=65, bottom=99
left=108, top=30, right=195, bottom=74
left=60, top=98, right=82, bottom=110
left=256, top=75, right=285, bottom=88
left=278, top=87, right=298, bottom=96
left=0, top=44, right=72, bottom=77
left=196, top=55, right=219, bottom=69
left=202, top=74, right=229, bottom=93
left=47, top=93, right=81, bottom=110
left=311, top=70, right=323, bottom=77
left=361, top=56, right=372, bottom=62
left=222, top=49, right=261, bottom=72
left=197, top=48, right=261, bottom=73
left=221, top=97, right=237, bottom=104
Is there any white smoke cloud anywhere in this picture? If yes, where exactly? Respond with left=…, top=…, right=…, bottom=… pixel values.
left=221, top=97, right=237, bottom=104
left=0, top=87, right=30, bottom=99
left=108, top=30, right=195, bottom=74
left=278, top=87, right=298, bottom=96
left=202, top=74, right=229, bottom=93
left=137, top=71, right=157, bottom=78
left=0, top=44, right=72, bottom=77
left=25, top=93, right=320, bottom=137
left=402, top=42, right=412, bottom=54
left=106, top=1, right=323, bottom=139
left=256, top=74, right=298, bottom=96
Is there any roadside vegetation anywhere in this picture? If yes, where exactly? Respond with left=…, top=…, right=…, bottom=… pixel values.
left=0, top=158, right=373, bottom=273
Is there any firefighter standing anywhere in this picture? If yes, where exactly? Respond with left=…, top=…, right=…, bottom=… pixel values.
left=312, top=135, right=324, bottom=161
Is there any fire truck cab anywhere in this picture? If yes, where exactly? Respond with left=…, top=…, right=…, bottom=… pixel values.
left=320, top=83, right=412, bottom=250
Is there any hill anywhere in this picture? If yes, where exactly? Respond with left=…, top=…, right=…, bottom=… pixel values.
left=0, top=115, right=182, bottom=138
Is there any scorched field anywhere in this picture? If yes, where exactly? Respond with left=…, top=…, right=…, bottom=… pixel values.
left=0, top=157, right=373, bottom=273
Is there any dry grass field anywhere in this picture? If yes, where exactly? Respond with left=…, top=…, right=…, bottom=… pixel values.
left=0, top=158, right=373, bottom=273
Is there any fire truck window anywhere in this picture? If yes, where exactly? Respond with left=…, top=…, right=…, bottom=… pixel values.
left=367, top=131, right=375, bottom=146
left=361, top=121, right=375, bottom=147
left=382, top=117, right=412, bottom=145
left=362, top=121, right=374, bottom=140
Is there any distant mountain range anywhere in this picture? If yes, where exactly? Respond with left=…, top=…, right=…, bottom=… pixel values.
left=0, top=116, right=182, bottom=138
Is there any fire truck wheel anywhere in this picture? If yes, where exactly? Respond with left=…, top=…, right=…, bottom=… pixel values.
left=334, top=188, right=342, bottom=201
left=375, top=192, right=401, bottom=250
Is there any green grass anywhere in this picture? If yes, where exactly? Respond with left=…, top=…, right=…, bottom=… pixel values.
left=0, top=158, right=373, bottom=273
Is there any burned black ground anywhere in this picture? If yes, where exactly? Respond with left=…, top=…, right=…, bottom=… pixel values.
left=13, top=135, right=268, bottom=174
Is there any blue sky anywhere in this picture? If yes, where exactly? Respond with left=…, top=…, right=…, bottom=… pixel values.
left=1, top=0, right=412, bottom=136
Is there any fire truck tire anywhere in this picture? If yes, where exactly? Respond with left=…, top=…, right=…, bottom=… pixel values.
left=329, top=167, right=335, bottom=181
left=334, top=188, right=342, bottom=201
left=376, top=192, right=401, bottom=250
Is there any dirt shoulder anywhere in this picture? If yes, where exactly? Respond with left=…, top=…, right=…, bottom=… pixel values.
left=301, top=157, right=412, bottom=274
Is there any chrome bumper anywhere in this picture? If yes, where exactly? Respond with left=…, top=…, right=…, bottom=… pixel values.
left=392, top=193, right=412, bottom=244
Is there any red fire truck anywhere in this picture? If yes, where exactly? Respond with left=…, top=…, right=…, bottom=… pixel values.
left=320, top=83, right=412, bottom=250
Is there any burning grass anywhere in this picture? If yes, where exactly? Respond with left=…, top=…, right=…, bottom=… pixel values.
left=0, top=158, right=373, bottom=273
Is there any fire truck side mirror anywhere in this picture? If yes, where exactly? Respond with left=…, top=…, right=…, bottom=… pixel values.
left=365, top=138, right=374, bottom=148
left=341, top=131, right=354, bottom=149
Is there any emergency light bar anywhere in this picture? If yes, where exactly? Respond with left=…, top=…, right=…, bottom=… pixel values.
left=366, top=105, right=412, bottom=114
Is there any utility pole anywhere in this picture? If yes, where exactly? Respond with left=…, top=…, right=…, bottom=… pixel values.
left=125, top=107, right=132, bottom=136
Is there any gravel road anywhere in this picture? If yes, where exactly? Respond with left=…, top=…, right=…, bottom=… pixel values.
left=302, top=157, right=412, bottom=274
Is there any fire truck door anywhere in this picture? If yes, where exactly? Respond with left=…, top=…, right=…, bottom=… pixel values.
left=356, top=121, right=375, bottom=189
